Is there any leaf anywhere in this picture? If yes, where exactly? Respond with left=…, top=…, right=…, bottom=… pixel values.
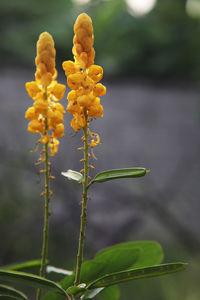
left=93, top=168, right=148, bottom=183
left=0, top=270, right=67, bottom=296
left=95, top=241, right=164, bottom=268
left=0, top=284, right=28, bottom=300
left=2, top=259, right=48, bottom=271
left=87, top=263, right=188, bottom=289
left=61, top=170, right=83, bottom=182
left=98, top=285, right=120, bottom=300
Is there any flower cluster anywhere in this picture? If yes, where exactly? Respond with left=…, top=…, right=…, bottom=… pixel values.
left=25, top=32, right=66, bottom=156
left=62, top=13, right=106, bottom=146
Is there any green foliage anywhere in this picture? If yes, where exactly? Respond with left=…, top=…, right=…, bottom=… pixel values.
left=42, top=241, right=165, bottom=299
left=0, top=284, right=28, bottom=300
left=1, top=0, right=200, bottom=80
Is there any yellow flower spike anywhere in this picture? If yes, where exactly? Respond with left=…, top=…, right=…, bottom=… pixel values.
left=63, top=13, right=106, bottom=137
left=26, top=31, right=66, bottom=158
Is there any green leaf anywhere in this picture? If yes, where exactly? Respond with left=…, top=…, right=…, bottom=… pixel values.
left=87, top=263, right=188, bottom=289
left=0, top=284, right=28, bottom=300
left=61, top=170, right=83, bottom=182
left=2, top=259, right=47, bottom=271
left=93, top=168, right=148, bottom=183
left=98, top=285, right=120, bottom=300
left=0, top=270, right=67, bottom=296
left=95, top=241, right=164, bottom=268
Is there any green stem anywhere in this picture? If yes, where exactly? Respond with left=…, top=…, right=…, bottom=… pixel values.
left=36, top=91, right=50, bottom=300
left=74, top=109, right=89, bottom=286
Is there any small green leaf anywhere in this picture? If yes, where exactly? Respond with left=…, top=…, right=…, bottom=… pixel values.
left=0, top=284, right=28, bottom=300
left=0, top=270, right=67, bottom=296
left=87, top=263, right=188, bottom=289
left=61, top=170, right=83, bottom=182
left=2, top=259, right=48, bottom=271
left=93, top=168, right=148, bottom=183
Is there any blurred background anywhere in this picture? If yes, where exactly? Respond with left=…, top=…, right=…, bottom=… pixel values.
left=0, top=0, right=200, bottom=299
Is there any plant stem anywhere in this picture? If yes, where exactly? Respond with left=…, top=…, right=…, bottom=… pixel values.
left=36, top=91, right=50, bottom=300
left=74, top=110, right=89, bottom=286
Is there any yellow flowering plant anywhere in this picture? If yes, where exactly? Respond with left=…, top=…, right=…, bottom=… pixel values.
left=0, top=13, right=187, bottom=300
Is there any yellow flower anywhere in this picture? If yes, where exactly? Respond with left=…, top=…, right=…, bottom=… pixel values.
left=49, top=138, right=60, bottom=156
left=25, top=107, right=38, bottom=120
left=28, top=119, right=45, bottom=134
left=25, top=82, right=41, bottom=98
left=25, top=32, right=66, bottom=156
left=62, top=13, right=106, bottom=148
left=53, top=123, right=65, bottom=138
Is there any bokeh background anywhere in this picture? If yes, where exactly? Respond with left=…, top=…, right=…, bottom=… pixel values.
left=0, top=0, right=200, bottom=299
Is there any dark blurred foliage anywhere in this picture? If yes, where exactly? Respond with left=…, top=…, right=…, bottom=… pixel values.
left=1, top=0, right=200, bottom=81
